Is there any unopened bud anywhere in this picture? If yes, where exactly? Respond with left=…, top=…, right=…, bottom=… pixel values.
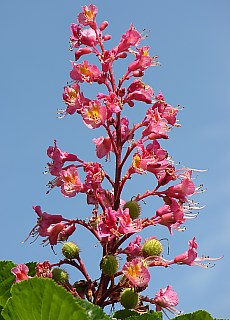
left=75, top=47, right=93, bottom=61
left=120, top=288, right=139, bottom=309
left=133, top=70, right=144, bottom=77
left=99, top=20, right=109, bottom=31
left=118, top=52, right=128, bottom=59
left=142, top=238, right=163, bottom=258
left=62, top=241, right=79, bottom=259
left=52, top=267, right=69, bottom=285
left=102, top=34, right=112, bottom=41
left=123, top=200, right=141, bottom=220
left=100, top=254, right=118, bottom=276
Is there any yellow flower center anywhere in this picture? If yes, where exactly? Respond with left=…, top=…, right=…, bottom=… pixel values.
left=87, top=104, right=100, bottom=122
left=127, top=264, right=141, bottom=278
left=80, top=65, right=91, bottom=76
left=133, top=154, right=141, bottom=168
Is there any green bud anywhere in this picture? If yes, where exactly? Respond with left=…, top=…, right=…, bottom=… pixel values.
left=142, top=238, right=163, bottom=258
left=123, top=200, right=141, bottom=220
left=52, top=267, right=69, bottom=285
left=62, top=241, right=79, bottom=259
left=120, top=288, right=139, bottom=309
left=100, top=254, right=118, bottom=276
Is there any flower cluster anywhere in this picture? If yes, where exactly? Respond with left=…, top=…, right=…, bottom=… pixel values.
left=12, top=4, right=221, bottom=317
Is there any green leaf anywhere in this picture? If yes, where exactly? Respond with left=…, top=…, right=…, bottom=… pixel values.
left=25, top=262, right=37, bottom=277
left=2, top=277, right=88, bottom=320
left=125, top=311, right=162, bottom=320
left=113, top=309, right=139, bottom=319
left=173, top=310, right=214, bottom=320
left=0, top=261, right=16, bottom=307
left=75, top=298, right=111, bottom=320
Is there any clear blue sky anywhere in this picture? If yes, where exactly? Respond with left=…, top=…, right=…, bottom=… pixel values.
left=0, top=1, right=229, bottom=318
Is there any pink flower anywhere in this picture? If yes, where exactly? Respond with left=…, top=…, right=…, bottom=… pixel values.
left=97, top=207, right=118, bottom=240
left=47, top=140, right=79, bottom=176
left=36, top=261, right=52, bottom=278
left=155, top=199, right=186, bottom=234
left=114, top=24, right=141, bottom=54
left=84, top=162, right=104, bottom=190
left=142, top=108, right=169, bottom=139
left=59, top=166, right=83, bottom=197
left=164, top=170, right=195, bottom=202
left=153, top=285, right=179, bottom=313
left=31, top=205, right=63, bottom=237
left=172, top=237, right=222, bottom=267
left=47, top=223, right=66, bottom=246
left=77, top=4, right=98, bottom=29
left=70, top=60, right=101, bottom=83
left=128, top=46, right=153, bottom=72
left=122, top=258, right=150, bottom=287
left=124, top=79, right=153, bottom=105
left=97, top=91, right=122, bottom=114
left=11, top=264, right=30, bottom=282
left=123, top=235, right=143, bottom=260
left=81, top=100, right=107, bottom=129
left=117, top=208, right=142, bottom=235
left=93, top=136, right=112, bottom=159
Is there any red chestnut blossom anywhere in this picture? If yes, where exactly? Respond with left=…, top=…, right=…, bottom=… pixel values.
left=154, top=198, right=186, bottom=234
left=81, top=100, right=107, bottom=129
left=97, top=207, right=118, bottom=240
left=77, top=4, right=98, bottom=29
left=123, top=235, right=143, bottom=260
left=128, top=46, right=153, bottom=72
left=153, top=285, right=179, bottom=313
left=124, top=79, right=154, bottom=105
left=11, top=264, right=30, bottom=282
left=153, top=92, right=179, bottom=126
left=47, top=140, right=79, bottom=176
left=93, top=136, right=112, bottom=159
left=30, top=205, right=63, bottom=238
left=97, top=91, right=122, bottom=114
left=169, top=237, right=223, bottom=267
left=70, top=60, right=101, bottom=83
left=164, top=170, right=195, bottom=202
left=122, top=258, right=150, bottom=287
left=142, top=108, right=169, bottom=139
left=117, top=208, right=142, bottom=235
left=36, top=261, right=52, bottom=278
left=71, top=24, right=99, bottom=48
left=114, top=24, right=141, bottom=54
left=59, top=166, right=83, bottom=197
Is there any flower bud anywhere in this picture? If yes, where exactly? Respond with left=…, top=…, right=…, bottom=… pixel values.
left=123, top=200, right=141, bottom=220
left=142, top=238, right=163, bottom=258
left=120, top=288, right=139, bottom=309
left=99, top=20, right=109, bottom=31
left=52, top=267, right=69, bottom=284
left=100, top=254, right=118, bottom=276
left=102, top=34, right=112, bottom=41
left=62, top=241, right=79, bottom=259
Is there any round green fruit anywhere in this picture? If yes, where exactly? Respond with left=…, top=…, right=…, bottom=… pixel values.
left=142, top=238, right=163, bottom=258
left=123, top=200, right=141, bottom=220
left=120, top=288, right=139, bottom=309
left=62, top=241, right=79, bottom=259
left=52, top=267, right=69, bottom=284
left=100, top=255, right=118, bottom=276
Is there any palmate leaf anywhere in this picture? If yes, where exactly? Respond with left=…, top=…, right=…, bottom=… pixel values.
left=1, top=277, right=88, bottom=320
left=173, top=310, right=214, bottom=320
left=0, top=261, right=16, bottom=307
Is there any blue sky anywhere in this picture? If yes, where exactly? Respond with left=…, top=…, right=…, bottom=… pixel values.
left=0, top=1, right=230, bottom=318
